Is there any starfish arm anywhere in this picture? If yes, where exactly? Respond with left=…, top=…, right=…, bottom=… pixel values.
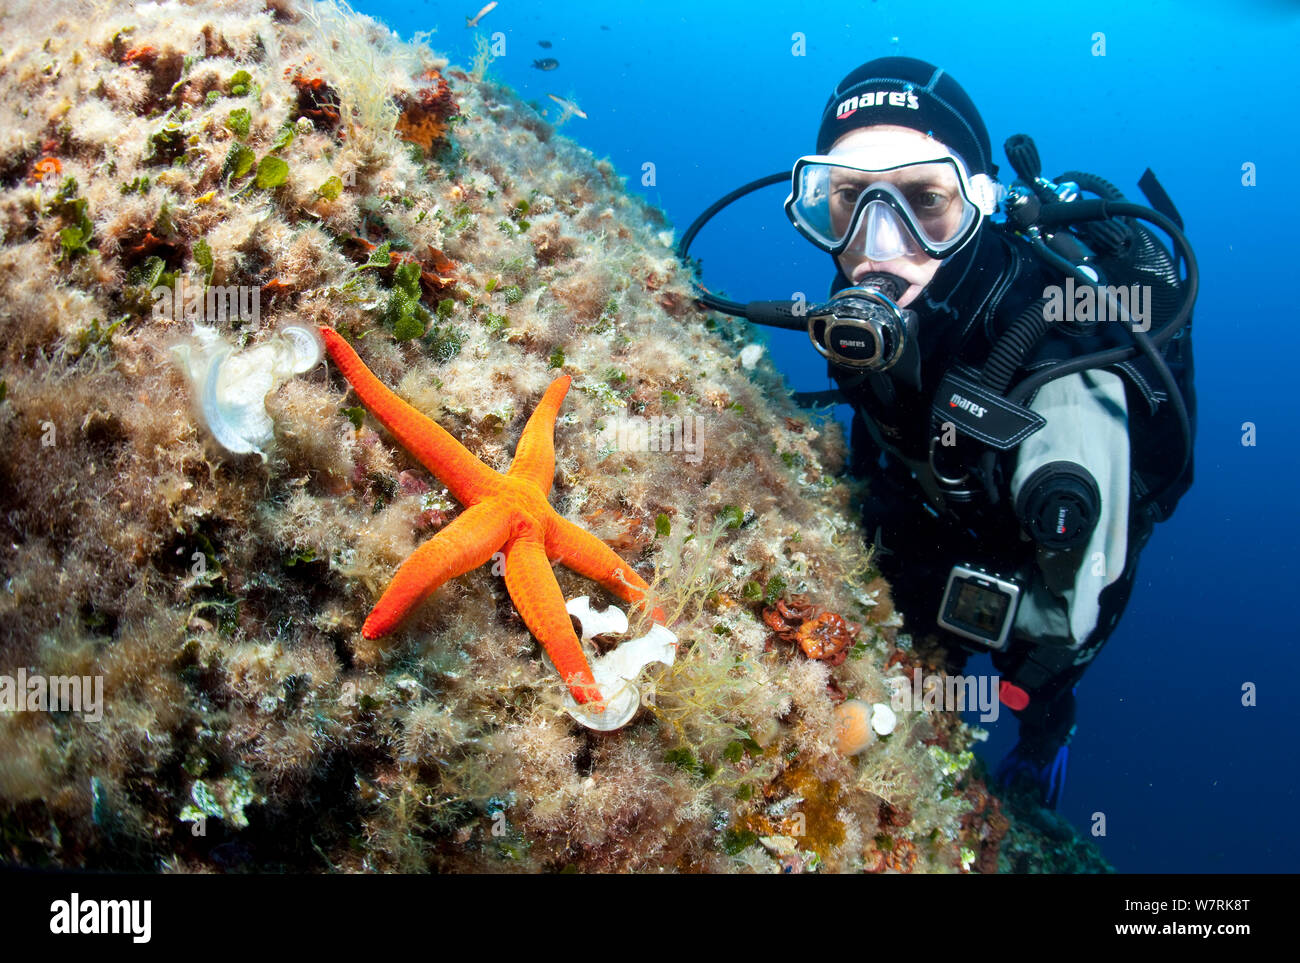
left=503, top=522, right=601, bottom=705
left=505, top=375, right=570, bottom=493
left=546, top=515, right=666, bottom=623
left=319, top=326, right=501, bottom=505
left=363, top=500, right=512, bottom=639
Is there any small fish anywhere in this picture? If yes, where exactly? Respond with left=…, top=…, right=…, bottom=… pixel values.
left=466, top=1, right=497, bottom=27
left=547, top=93, right=587, bottom=120
left=600, top=24, right=610, bottom=31
left=532, top=58, right=559, bottom=71
left=537, top=40, right=552, bottom=48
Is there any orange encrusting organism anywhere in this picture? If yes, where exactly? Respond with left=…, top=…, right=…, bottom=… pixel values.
left=319, top=326, right=665, bottom=707
left=27, top=156, right=62, bottom=185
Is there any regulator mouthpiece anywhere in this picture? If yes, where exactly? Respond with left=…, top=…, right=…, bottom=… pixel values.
left=806, top=273, right=916, bottom=371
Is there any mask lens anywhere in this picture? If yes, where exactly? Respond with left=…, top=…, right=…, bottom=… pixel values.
left=788, top=157, right=979, bottom=256
left=891, top=162, right=970, bottom=246
left=789, top=164, right=837, bottom=247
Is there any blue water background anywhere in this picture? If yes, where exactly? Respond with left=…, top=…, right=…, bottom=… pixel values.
left=358, top=0, right=1299, bottom=872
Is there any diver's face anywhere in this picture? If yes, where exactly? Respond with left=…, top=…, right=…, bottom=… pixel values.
left=830, top=127, right=952, bottom=308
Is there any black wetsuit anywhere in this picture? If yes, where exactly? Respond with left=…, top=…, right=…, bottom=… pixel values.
left=831, top=221, right=1194, bottom=733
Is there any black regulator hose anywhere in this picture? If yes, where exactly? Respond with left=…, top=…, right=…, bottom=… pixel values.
left=980, top=296, right=1052, bottom=394
left=978, top=197, right=1196, bottom=506
left=1059, top=170, right=1125, bottom=201
left=1017, top=200, right=1196, bottom=360
left=1010, top=204, right=1197, bottom=500
left=1057, top=170, right=1134, bottom=257
left=677, top=171, right=789, bottom=319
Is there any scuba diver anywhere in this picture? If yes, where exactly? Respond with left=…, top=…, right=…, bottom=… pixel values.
left=679, top=57, right=1197, bottom=809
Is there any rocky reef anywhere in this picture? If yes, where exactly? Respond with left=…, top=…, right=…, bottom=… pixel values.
left=0, top=0, right=1107, bottom=872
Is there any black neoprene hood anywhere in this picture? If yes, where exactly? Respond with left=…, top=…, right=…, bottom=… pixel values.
left=816, top=56, right=996, bottom=179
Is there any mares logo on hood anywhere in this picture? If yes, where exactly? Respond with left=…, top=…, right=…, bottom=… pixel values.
left=835, top=89, right=921, bottom=120
left=816, top=60, right=996, bottom=177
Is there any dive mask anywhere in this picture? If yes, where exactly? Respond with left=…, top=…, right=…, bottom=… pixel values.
left=785, top=151, right=1000, bottom=260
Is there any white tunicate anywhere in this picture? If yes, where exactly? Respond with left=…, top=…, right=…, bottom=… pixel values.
left=871, top=702, right=897, bottom=736
left=739, top=343, right=764, bottom=370
left=563, top=597, right=677, bottom=732
left=565, top=595, right=628, bottom=640
left=172, top=323, right=323, bottom=458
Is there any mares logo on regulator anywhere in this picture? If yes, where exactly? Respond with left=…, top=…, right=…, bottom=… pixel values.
left=806, top=272, right=918, bottom=371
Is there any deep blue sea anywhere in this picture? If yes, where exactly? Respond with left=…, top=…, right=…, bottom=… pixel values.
left=357, top=0, right=1299, bottom=873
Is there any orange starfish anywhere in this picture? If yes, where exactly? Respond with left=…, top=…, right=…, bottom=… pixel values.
left=319, top=326, right=663, bottom=707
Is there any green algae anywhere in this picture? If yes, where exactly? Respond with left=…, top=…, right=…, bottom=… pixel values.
left=254, top=155, right=289, bottom=189
left=226, top=69, right=252, bottom=97
left=317, top=175, right=344, bottom=200
left=47, top=178, right=93, bottom=261
left=225, top=107, right=251, bottom=138
left=270, top=125, right=296, bottom=152
left=192, top=237, right=214, bottom=284
left=221, top=142, right=255, bottom=181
